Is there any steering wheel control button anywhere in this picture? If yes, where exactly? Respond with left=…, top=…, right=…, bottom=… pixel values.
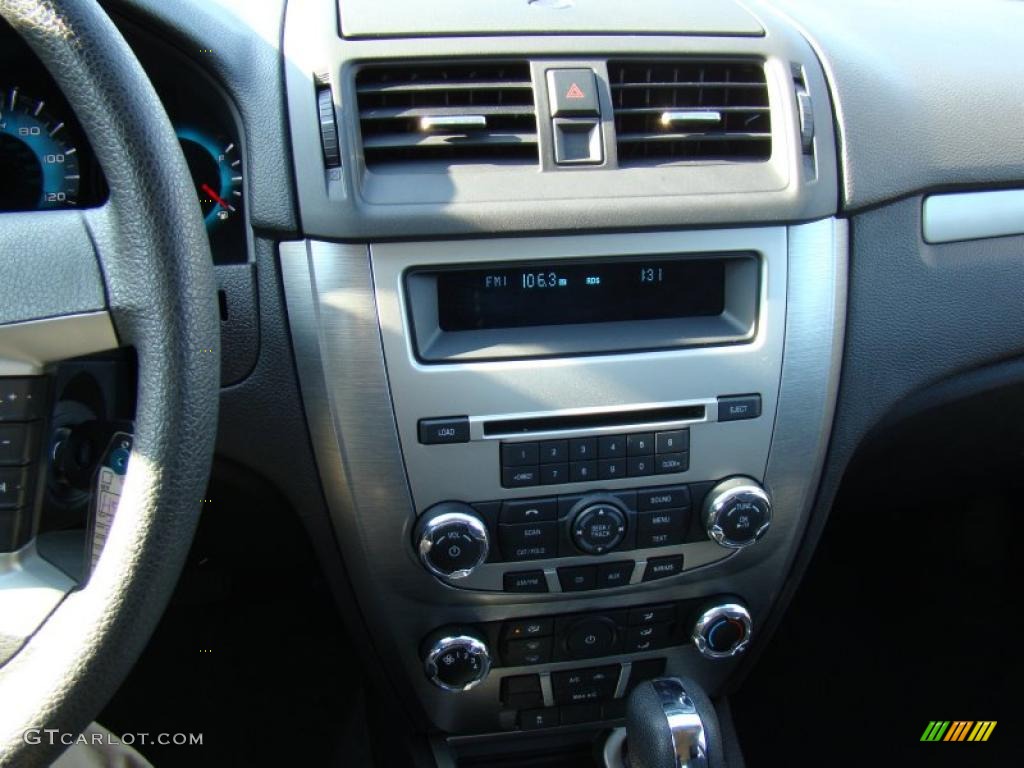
left=637, top=508, right=688, bottom=548
left=717, top=394, right=762, bottom=422
left=418, top=416, right=469, bottom=445
left=703, top=477, right=772, bottom=549
left=500, top=522, right=557, bottom=561
left=597, top=560, right=634, bottom=589
left=643, top=555, right=684, bottom=582
left=0, top=377, right=44, bottom=421
left=572, top=503, right=627, bottom=554
left=416, top=503, right=490, bottom=579
left=548, top=69, right=600, bottom=117
left=0, top=424, right=36, bottom=466
left=500, top=498, right=558, bottom=524
left=504, top=570, right=549, bottom=593
left=692, top=602, right=753, bottom=660
left=423, top=632, right=492, bottom=691
left=0, top=468, right=30, bottom=508
left=558, top=565, right=597, bottom=592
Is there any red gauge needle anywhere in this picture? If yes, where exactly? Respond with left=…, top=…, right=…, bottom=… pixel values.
left=200, top=183, right=235, bottom=212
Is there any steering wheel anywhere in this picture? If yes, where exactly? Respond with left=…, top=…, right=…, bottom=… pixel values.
left=0, top=1, right=218, bottom=764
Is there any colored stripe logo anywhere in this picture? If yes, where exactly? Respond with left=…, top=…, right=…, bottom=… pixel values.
left=921, top=721, right=996, bottom=742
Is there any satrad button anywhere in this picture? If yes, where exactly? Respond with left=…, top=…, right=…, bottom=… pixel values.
left=548, top=69, right=601, bottom=117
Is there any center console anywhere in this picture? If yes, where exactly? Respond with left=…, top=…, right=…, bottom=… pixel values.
left=279, top=0, right=846, bottom=757
left=281, top=218, right=845, bottom=737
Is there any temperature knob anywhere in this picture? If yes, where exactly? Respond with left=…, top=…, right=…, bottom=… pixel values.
left=692, top=602, right=752, bottom=660
left=416, top=502, right=489, bottom=579
left=423, top=629, right=491, bottom=692
left=702, top=477, right=772, bottom=549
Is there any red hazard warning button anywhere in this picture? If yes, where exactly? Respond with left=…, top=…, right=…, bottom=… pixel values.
left=548, top=68, right=600, bottom=117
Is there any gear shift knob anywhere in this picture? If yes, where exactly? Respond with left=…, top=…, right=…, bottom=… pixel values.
left=621, top=677, right=724, bottom=768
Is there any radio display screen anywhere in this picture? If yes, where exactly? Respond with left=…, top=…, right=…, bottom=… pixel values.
left=433, top=257, right=727, bottom=331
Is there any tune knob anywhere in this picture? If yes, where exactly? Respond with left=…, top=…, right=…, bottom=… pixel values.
left=422, top=629, right=492, bottom=692
left=415, top=502, right=489, bottom=580
left=702, top=477, right=772, bottom=549
left=692, top=602, right=752, bottom=660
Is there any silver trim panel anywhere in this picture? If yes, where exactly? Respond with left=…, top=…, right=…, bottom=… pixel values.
left=281, top=218, right=846, bottom=734
left=0, top=311, right=119, bottom=376
left=923, top=189, right=1024, bottom=244
left=0, top=543, right=76, bottom=665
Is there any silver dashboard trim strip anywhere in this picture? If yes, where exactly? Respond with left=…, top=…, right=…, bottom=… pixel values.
left=0, top=311, right=118, bottom=376
left=923, top=189, right=1024, bottom=244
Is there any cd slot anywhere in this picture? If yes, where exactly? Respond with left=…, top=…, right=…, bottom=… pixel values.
left=483, top=404, right=705, bottom=437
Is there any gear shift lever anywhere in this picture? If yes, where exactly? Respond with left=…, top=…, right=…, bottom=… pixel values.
left=604, top=677, right=725, bottom=768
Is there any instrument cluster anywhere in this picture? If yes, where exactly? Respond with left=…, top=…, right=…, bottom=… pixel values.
left=1, top=18, right=248, bottom=264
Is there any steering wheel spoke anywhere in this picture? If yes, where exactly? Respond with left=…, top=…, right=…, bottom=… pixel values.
left=0, top=207, right=120, bottom=373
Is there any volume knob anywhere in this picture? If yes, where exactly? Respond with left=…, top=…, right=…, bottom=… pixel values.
left=416, top=502, right=489, bottom=580
left=702, top=477, right=772, bottom=549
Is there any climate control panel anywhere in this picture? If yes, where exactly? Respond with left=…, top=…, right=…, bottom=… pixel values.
left=412, top=477, right=771, bottom=592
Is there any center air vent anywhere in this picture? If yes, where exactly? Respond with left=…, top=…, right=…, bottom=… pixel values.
left=608, top=60, right=771, bottom=165
left=355, top=62, right=538, bottom=168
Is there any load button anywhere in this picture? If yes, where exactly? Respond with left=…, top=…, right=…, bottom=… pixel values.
left=548, top=69, right=600, bottom=117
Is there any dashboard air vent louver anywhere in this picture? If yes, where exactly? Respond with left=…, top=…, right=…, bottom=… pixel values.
left=355, top=62, right=538, bottom=168
left=608, top=60, right=772, bottom=165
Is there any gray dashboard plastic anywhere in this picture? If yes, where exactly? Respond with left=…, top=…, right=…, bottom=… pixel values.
left=285, top=0, right=838, bottom=239
left=339, top=0, right=764, bottom=39
left=760, top=0, right=1024, bottom=210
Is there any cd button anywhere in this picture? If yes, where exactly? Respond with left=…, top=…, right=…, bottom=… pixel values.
left=638, top=486, right=691, bottom=511
left=504, top=570, right=549, bottom=593
left=502, top=442, right=539, bottom=467
left=570, top=460, right=597, bottom=483
left=502, top=467, right=540, bottom=488
left=501, top=498, right=558, bottom=524
left=642, top=555, right=684, bottom=581
left=656, top=430, right=690, bottom=453
left=627, top=456, right=654, bottom=477
left=539, top=439, right=569, bottom=463
left=541, top=464, right=569, bottom=485
left=598, top=458, right=625, bottom=480
left=627, top=434, right=655, bottom=456
left=558, top=565, right=597, bottom=592
left=598, top=434, right=626, bottom=458
left=597, top=561, right=634, bottom=588
left=655, top=453, right=689, bottom=474
left=569, top=437, right=597, bottom=460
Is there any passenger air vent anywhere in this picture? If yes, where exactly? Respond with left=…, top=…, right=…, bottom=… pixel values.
left=355, top=62, right=538, bottom=168
left=608, top=60, right=771, bottom=165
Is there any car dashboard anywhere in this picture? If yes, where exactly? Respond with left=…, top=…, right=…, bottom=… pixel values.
left=3, top=0, right=1023, bottom=765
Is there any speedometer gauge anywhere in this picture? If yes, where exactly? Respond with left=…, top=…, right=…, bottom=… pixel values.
left=0, top=86, right=80, bottom=210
